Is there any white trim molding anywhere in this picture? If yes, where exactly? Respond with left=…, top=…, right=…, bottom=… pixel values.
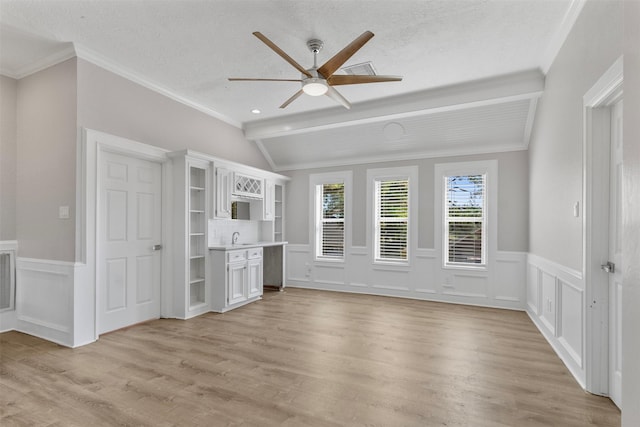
left=308, top=171, right=353, bottom=263
left=14, top=258, right=78, bottom=347
left=540, top=0, right=587, bottom=74
left=286, top=244, right=526, bottom=311
left=527, top=253, right=586, bottom=388
left=582, top=56, right=624, bottom=396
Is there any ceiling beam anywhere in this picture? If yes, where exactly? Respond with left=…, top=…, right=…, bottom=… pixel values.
left=243, top=69, right=544, bottom=141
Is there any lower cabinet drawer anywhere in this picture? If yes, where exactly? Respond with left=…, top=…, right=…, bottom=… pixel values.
left=247, top=247, right=263, bottom=259
left=227, top=250, right=247, bottom=263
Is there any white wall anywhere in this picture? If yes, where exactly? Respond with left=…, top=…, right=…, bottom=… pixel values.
left=7, top=56, right=273, bottom=346
left=0, top=75, right=17, bottom=241
left=284, top=151, right=529, bottom=251
left=283, top=151, right=528, bottom=310
left=622, top=1, right=640, bottom=425
left=526, top=1, right=640, bottom=419
left=76, top=58, right=270, bottom=171
left=528, top=0, right=623, bottom=271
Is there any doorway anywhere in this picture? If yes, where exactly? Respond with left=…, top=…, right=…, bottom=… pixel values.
left=607, top=99, right=623, bottom=408
left=583, top=56, right=623, bottom=408
left=97, top=150, right=163, bottom=334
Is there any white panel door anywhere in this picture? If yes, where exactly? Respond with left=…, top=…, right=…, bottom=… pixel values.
left=99, top=151, right=162, bottom=334
left=608, top=100, right=623, bottom=408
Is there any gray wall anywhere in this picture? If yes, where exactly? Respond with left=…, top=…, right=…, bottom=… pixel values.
left=16, top=58, right=78, bottom=261
left=283, top=150, right=529, bottom=252
left=76, top=59, right=270, bottom=170
left=11, top=57, right=271, bottom=262
left=622, top=1, right=640, bottom=425
left=528, top=0, right=623, bottom=271
left=0, top=75, right=17, bottom=241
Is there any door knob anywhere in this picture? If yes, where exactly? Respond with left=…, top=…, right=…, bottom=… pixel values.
left=601, top=261, right=615, bottom=273
left=152, top=244, right=163, bottom=251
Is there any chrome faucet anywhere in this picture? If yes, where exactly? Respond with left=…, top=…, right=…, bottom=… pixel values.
left=232, top=232, right=240, bottom=245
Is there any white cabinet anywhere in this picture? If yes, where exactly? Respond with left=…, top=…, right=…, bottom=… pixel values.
left=227, top=260, right=247, bottom=305
left=247, top=252, right=263, bottom=298
left=263, top=179, right=275, bottom=221
left=215, top=167, right=232, bottom=219
left=211, top=247, right=263, bottom=312
left=233, top=173, right=263, bottom=199
left=169, top=152, right=211, bottom=319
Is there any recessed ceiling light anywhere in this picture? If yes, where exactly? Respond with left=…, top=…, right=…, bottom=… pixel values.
left=251, top=109, right=261, bottom=114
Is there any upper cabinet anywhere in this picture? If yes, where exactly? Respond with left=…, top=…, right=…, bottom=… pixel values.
left=233, top=173, right=263, bottom=199
left=214, top=166, right=232, bottom=219
left=263, top=179, right=275, bottom=221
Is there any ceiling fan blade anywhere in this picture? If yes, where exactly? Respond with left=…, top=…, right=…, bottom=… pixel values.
left=228, top=78, right=303, bottom=82
left=318, top=31, right=374, bottom=79
left=327, top=75, right=403, bottom=86
left=325, top=86, right=351, bottom=109
left=280, top=89, right=305, bottom=109
left=253, top=32, right=312, bottom=78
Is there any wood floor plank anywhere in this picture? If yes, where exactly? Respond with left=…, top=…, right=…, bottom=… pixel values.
left=0, top=288, right=620, bottom=426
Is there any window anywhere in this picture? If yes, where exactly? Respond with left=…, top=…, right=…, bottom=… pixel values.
left=444, top=174, right=486, bottom=266
left=310, top=171, right=351, bottom=261
left=374, top=178, right=409, bottom=262
left=316, top=183, right=345, bottom=258
left=436, top=161, right=495, bottom=270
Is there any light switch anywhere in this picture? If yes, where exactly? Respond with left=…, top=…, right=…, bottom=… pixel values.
left=59, top=206, right=70, bottom=219
left=573, top=202, right=580, bottom=218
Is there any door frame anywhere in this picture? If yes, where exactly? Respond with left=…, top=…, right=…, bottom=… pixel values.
left=77, top=129, right=171, bottom=341
left=583, top=56, right=623, bottom=396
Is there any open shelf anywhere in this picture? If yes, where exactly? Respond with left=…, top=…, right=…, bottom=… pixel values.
left=189, top=165, right=207, bottom=308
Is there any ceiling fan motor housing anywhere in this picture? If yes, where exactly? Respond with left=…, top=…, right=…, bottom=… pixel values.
left=307, top=39, right=324, bottom=54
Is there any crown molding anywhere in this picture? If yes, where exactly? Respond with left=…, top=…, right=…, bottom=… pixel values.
left=271, top=141, right=529, bottom=172
left=1, top=43, right=76, bottom=79
left=73, top=44, right=241, bottom=128
left=540, top=0, right=587, bottom=74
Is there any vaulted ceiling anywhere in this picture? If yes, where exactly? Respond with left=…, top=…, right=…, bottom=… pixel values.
left=0, top=0, right=585, bottom=170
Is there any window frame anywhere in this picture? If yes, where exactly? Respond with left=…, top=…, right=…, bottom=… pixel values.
left=366, top=166, right=418, bottom=266
left=309, top=171, right=352, bottom=263
left=444, top=173, right=487, bottom=267
left=435, top=160, right=497, bottom=271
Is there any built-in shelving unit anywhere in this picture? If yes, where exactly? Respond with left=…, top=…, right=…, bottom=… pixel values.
left=169, top=151, right=212, bottom=319
left=188, top=166, right=207, bottom=309
left=274, top=184, right=284, bottom=242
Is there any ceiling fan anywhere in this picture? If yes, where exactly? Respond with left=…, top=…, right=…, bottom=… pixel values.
left=228, top=31, right=402, bottom=109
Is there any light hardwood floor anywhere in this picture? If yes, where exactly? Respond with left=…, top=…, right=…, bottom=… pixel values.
left=1, top=288, right=620, bottom=426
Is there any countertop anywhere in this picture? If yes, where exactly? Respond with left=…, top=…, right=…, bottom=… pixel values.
left=208, top=241, right=288, bottom=251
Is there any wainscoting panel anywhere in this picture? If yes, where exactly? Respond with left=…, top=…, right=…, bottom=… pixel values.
left=445, top=273, right=489, bottom=299
left=526, top=253, right=585, bottom=388
left=558, top=280, right=584, bottom=368
left=347, top=247, right=370, bottom=288
left=540, top=271, right=557, bottom=335
left=0, top=241, right=17, bottom=332
left=286, top=245, right=311, bottom=283
left=314, top=263, right=346, bottom=287
left=495, top=252, right=527, bottom=303
left=286, top=245, right=525, bottom=310
left=15, top=258, right=76, bottom=347
left=414, top=249, right=437, bottom=294
left=527, top=263, right=540, bottom=315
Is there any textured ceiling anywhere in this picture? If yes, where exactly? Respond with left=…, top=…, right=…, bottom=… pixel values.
left=0, top=0, right=583, bottom=169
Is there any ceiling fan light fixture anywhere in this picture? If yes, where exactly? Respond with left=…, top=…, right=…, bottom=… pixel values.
left=302, top=78, right=328, bottom=96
